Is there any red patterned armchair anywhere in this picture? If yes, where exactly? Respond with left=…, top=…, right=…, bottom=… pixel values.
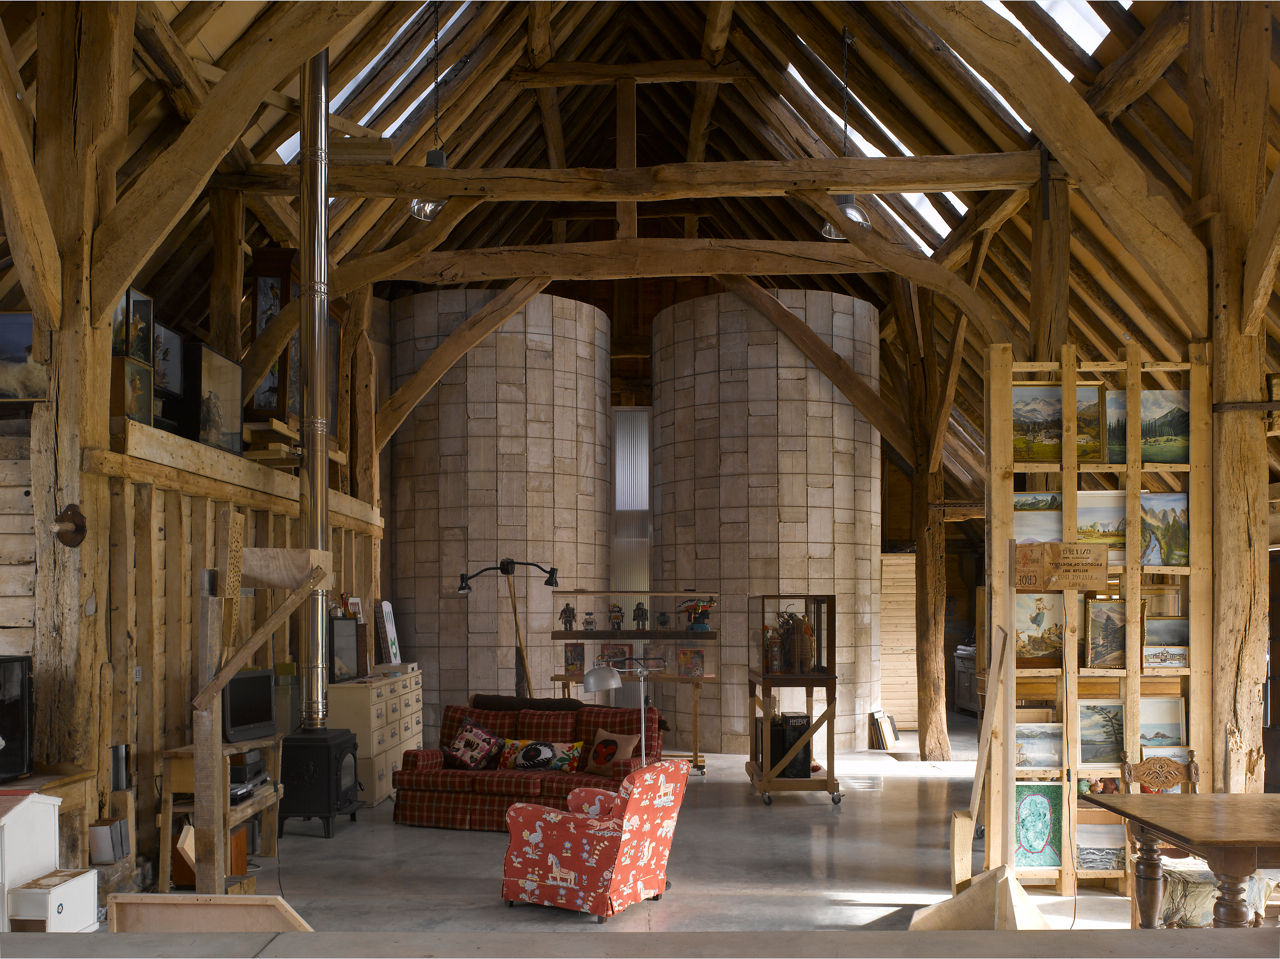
left=501, top=759, right=690, bottom=922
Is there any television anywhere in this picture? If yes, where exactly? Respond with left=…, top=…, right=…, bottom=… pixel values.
left=329, top=617, right=358, bottom=684
left=0, top=654, right=33, bottom=781
left=222, top=669, right=276, bottom=743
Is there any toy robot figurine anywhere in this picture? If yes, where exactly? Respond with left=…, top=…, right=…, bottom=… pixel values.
left=632, top=602, right=648, bottom=630
left=582, top=611, right=596, bottom=631
left=558, top=602, right=576, bottom=632
left=608, top=603, right=624, bottom=631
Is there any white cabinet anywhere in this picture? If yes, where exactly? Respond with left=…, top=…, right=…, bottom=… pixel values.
left=0, top=793, right=62, bottom=932
left=8, top=868, right=97, bottom=933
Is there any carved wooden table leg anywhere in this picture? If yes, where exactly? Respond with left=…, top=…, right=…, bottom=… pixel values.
left=1132, top=831, right=1165, bottom=929
left=1209, top=848, right=1258, bottom=928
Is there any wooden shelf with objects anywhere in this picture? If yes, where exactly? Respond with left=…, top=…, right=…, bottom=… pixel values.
left=551, top=589, right=719, bottom=775
left=982, top=343, right=1211, bottom=897
left=745, top=594, right=840, bottom=805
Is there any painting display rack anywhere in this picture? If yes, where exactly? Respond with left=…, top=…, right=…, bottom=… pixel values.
left=983, top=344, right=1211, bottom=897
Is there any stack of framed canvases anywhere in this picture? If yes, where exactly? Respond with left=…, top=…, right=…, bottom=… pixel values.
left=985, top=343, right=1211, bottom=896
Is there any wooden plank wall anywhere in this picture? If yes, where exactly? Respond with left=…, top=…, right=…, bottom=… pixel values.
left=0, top=436, right=34, bottom=656
left=880, top=554, right=918, bottom=729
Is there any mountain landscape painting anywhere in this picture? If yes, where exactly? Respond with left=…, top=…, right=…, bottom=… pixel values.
left=1015, top=722, right=1064, bottom=768
left=1013, top=492, right=1062, bottom=544
left=1012, top=385, right=1062, bottom=462
left=1140, top=492, right=1189, bottom=566
left=1140, top=390, right=1190, bottom=464
left=1105, top=391, right=1127, bottom=462
left=1077, top=489, right=1126, bottom=563
left=1085, top=599, right=1126, bottom=669
left=1076, top=385, right=1103, bottom=463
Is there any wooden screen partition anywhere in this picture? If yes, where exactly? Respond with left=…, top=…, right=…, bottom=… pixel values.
left=983, top=343, right=1212, bottom=895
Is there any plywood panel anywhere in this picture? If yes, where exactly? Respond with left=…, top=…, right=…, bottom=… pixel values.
left=881, top=554, right=918, bottom=728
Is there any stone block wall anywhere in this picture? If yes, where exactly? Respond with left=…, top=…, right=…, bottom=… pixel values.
left=651, top=290, right=881, bottom=753
left=388, top=291, right=611, bottom=746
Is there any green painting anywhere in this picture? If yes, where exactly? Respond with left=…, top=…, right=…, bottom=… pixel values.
left=1014, top=782, right=1062, bottom=868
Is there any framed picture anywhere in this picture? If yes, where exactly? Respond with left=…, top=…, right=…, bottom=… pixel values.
left=247, top=249, right=294, bottom=420
left=1014, top=782, right=1063, bottom=867
left=127, top=289, right=153, bottom=364
left=376, top=600, right=401, bottom=665
left=346, top=597, right=364, bottom=625
left=1142, top=585, right=1183, bottom=617
left=1076, top=384, right=1104, bottom=464
left=1139, top=697, right=1185, bottom=748
left=1013, top=593, right=1064, bottom=666
left=1142, top=645, right=1189, bottom=668
left=1013, top=492, right=1062, bottom=544
left=677, top=647, right=705, bottom=678
left=1077, top=489, right=1126, bottom=564
left=194, top=346, right=242, bottom=453
left=875, top=710, right=897, bottom=749
left=1104, top=390, right=1127, bottom=463
left=1084, top=598, right=1126, bottom=669
left=1144, top=615, right=1188, bottom=647
left=1140, top=390, right=1190, bottom=464
left=152, top=323, right=183, bottom=398
left=1014, top=722, right=1063, bottom=768
left=1141, top=744, right=1190, bottom=763
left=1011, top=384, right=1062, bottom=462
left=0, top=311, right=45, bottom=400
left=1079, top=700, right=1125, bottom=766
left=1076, top=823, right=1126, bottom=871
left=111, top=357, right=152, bottom=425
left=600, top=642, right=632, bottom=665
left=564, top=642, right=585, bottom=679
left=1140, top=492, right=1189, bottom=567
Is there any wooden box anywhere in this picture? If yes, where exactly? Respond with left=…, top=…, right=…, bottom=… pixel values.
left=8, top=868, right=98, bottom=932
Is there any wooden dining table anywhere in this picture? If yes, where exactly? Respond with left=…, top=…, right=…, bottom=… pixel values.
left=1080, top=792, right=1280, bottom=928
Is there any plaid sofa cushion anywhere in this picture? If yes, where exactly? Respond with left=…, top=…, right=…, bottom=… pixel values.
left=469, top=769, right=545, bottom=798
left=392, top=766, right=475, bottom=792
left=575, top=706, right=661, bottom=767
left=516, top=709, right=577, bottom=743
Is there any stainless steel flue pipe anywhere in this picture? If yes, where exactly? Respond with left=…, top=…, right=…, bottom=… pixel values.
left=298, top=50, right=330, bottom=729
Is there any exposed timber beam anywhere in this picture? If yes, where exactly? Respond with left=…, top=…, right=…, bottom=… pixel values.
left=219, top=151, right=1046, bottom=200
left=92, top=3, right=362, bottom=326
left=0, top=31, right=59, bottom=329
left=508, top=59, right=751, bottom=87
left=1243, top=166, right=1280, bottom=336
left=240, top=195, right=482, bottom=403
left=910, top=1, right=1208, bottom=339
left=1086, top=3, right=1189, bottom=121
left=932, top=190, right=1028, bottom=272
left=374, top=277, right=549, bottom=452
left=719, top=274, right=914, bottom=458
left=686, top=2, right=735, bottom=176
left=928, top=233, right=990, bottom=473
left=394, top=238, right=881, bottom=285
left=793, top=189, right=1015, bottom=349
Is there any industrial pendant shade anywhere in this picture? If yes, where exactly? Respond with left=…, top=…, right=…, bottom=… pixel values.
left=823, top=26, right=872, bottom=241
left=409, top=148, right=447, bottom=222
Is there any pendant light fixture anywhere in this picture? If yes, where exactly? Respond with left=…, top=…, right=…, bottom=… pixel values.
left=821, top=27, right=871, bottom=239
left=410, top=2, right=447, bottom=222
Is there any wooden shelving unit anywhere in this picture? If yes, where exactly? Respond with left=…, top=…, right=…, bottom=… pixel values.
left=984, top=344, right=1212, bottom=895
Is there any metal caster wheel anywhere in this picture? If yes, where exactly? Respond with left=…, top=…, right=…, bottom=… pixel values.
left=699, top=768, right=707, bottom=776
left=596, top=915, right=607, bottom=924
left=831, top=793, right=842, bottom=805
left=761, top=793, right=772, bottom=805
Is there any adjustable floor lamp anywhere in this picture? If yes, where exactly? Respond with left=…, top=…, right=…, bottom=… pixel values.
left=582, top=655, right=666, bottom=766
left=458, top=558, right=558, bottom=699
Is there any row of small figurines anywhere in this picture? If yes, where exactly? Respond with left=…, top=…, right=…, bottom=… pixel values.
left=557, top=596, right=716, bottom=632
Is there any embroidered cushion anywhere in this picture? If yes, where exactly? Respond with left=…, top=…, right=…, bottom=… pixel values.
left=497, top=739, right=584, bottom=771
left=444, top=721, right=504, bottom=771
left=583, top=728, right=640, bottom=776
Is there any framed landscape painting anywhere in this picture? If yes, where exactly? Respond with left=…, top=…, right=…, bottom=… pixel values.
left=1140, top=390, right=1190, bottom=464
left=1142, top=645, right=1189, bottom=668
left=1013, top=593, right=1064, bottom=666
left=1139, top=697, right=1185, bottom=748
left=1014, top=723, right=1063, bottom=768
left=1013, top=492, right=1062, bottom=545
left=1014, top=782, right=1063, bottom=867
left=1076, top=385, right=1104, bottom=463
left=1143, top=616, right=1189, bottom=647
left=1079, top=700, right=1125, bottom=766
left=1076, top=823, right=1126, bottom=871
left=1011, top=385, right=1062, bottom=462
left=1140, top=492, right=1189, bottom=567
left=1084, top=598, right=1126, bottom=669
left=1077, top=489, right=1126, bottom=564
left=1104, top=390, right=1127, bottom=463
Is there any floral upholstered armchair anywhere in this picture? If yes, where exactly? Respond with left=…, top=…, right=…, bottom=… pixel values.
left=501, top=759, right=690, bottom=922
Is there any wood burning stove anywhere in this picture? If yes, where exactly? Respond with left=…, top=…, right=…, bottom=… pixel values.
left=279, top=728, right=360, bottom=837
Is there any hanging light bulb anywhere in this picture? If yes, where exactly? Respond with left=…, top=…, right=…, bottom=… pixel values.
left=820, top=194, right=871, bottom=238
left=823, top=28, right=873, bottom=240
left=411, top=3, right=446, bottom=223
left=409, top=148, right=447, bottom=222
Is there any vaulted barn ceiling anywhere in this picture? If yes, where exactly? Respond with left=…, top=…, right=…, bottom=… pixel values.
left=2, top=1, right=1278, bottom=493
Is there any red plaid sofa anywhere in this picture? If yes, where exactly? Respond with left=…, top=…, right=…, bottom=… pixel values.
left=393, top=701, right=663, bottom=831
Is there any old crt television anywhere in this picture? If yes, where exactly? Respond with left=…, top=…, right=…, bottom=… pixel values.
left=0, top=654, right=33, bottom=781
left=222, top=669, right=276, bottom=743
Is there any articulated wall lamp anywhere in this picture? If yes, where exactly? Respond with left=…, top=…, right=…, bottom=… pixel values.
left=457, top=558, right=559, bottom=698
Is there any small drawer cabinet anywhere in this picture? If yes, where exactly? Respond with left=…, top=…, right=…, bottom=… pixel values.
left=327, top=666, right=423, bottom=805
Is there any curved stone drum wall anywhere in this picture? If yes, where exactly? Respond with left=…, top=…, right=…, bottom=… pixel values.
left=389, top=291, right=611, bottom=744
left=651, top=290, right=881, bottom=754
